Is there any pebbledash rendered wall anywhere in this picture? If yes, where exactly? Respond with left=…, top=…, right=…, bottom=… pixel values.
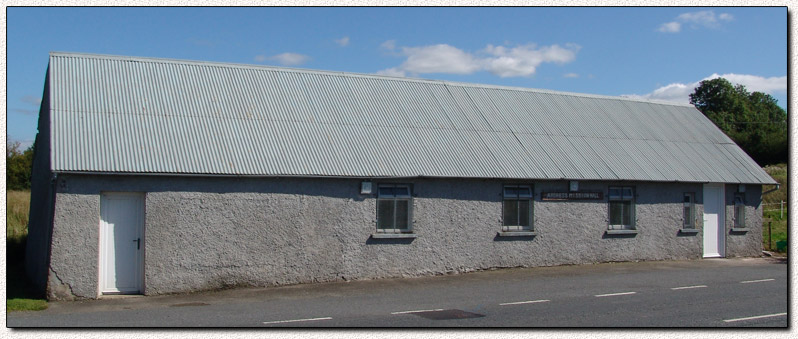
left=46, top=174, right=762, bottom=299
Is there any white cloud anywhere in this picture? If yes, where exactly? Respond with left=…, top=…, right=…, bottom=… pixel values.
left=380, top=40, right=396, bottom=51
left=677, top=10, right=733, bottom=27
left=334, top=36, right=350, bottom=47
left=563, top=73, right=579, bottom=78
left=658, top=10, right=733, bottom=33
left=623, top=73, right=787, bottom=104
left=375, top=67, right=407, bottom=77
left=482, top=44, right=579, bottom=77
left=377, top=42, right=580, bottom=78
left=623, top=83, right=694, bottom=103
left=657, top=21, right=681, bottom=33
left=399, top=44, right=482, bottom=75
left=254, top=52, right=311, bottom=66
left=718, top=73, right=786, bottom=93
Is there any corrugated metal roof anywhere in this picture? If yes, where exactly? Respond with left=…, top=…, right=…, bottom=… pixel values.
left=45, top=52, right=775, bottom=184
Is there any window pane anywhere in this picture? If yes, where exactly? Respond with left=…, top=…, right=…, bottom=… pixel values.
left=395, top=200, right=409, bottom=230
left=609, top=187, right=621, bottom=199
left=503, top=200, right=519, bottom=226
left=683, top=206, right=692, bottom=227
left=518, top=200, right=530, bottom=227
left=734, top=193, right=745, bottom=227
left=684, top=194, right=692, bottom=203
left=735, top=204, right=745, bottom=227
left=504, top=187, right=519, bottom=198
left=379, top=187, right=394, bottom=197
left=609, top=201, right=623, bottom=225
left=622, top=201, right=632, bottom=227
left=377, top=199, right=394, bottom=229
left=518, top=186, right=532, bottom=198
left=622, top=188, right=633, bottom=199
left=394, top=186, right=410, bottom=197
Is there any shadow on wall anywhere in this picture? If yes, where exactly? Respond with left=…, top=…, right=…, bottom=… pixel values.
left=492, top=234, right=537, bottom=242
left=601, top=232, right=637, bottom=239
left=56, top=175, right=370, bottom=200
left=58, top=176, right=522, bottom=202
left=365, top=237, right=415, bottom=245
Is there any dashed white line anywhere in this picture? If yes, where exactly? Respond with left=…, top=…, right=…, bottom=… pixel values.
left=723, top=312, right=787, bottom=323
left=671, top=285, right=708, bottom=290
left=390, top=309, right=444, bottom=315
left=262, top=317, right=333, bottom=325
left=740, top=278, right=775, bottom=284
left=499, top=299, right=550, bottom=306
left=595, top=291, right=637, bottom=297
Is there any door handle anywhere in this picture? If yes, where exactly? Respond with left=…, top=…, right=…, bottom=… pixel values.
left=133, top=238, right=140, bottom=250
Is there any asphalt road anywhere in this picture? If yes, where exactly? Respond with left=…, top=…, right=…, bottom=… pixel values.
left=6, top=257, right=788, bottom=327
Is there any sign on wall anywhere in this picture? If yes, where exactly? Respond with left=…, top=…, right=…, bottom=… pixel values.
left=542, top=192, right=603, bottom=201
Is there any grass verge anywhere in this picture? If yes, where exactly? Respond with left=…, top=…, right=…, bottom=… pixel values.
left=762, top=164, right=788, bottom=253
left=7, top=190, right=48, bottom=311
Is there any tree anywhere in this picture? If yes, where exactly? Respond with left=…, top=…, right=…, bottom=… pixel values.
left=6, top=142, right=34, bottom=190
left=689, top=78, right=787, bottom=166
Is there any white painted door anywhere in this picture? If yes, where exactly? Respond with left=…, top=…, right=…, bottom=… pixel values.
left=100, top=192, right=144, bottom=294
left=702, top=184, right=725, bottom=258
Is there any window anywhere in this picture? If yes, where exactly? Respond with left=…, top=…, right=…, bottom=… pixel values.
left=377, top=184, right=412, bottom=233
left=734, top=193, right=746, bottom=228
left=608, top=186, right=635, bottom=230
left=683, top=193, right=695, bottom=229
left=503, top=185, right=533, bottom=231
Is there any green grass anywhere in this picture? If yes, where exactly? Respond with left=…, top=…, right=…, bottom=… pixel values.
left=7, top=298, right=48, bottom=311
left=762, top=164, right=788, bottom=253
left=6, top=190, right=48, bottom=311
left=7, top=190, right=30, bottom=242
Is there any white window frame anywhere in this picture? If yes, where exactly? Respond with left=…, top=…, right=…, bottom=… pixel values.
left=608, top=186, right=635, bottom=230
left=733, top=192, right=746, bottom=228
left=376, top=184, right=413, bottom=233
left=502, top=185, right=533, bottom=232
left=683, top=192, right=695, bottom=229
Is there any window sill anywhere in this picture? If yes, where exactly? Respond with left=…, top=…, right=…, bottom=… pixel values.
left=730, top=227, right=750, bottom=233
left=678, top=228, right=699, bottom=234
left=371, top=233, right=418, bottom=239
left=605, top=229, right=638, bottom=235
left=497, top=231, right=538, bottom=237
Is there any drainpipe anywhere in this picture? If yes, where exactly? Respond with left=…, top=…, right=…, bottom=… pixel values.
left=762, top=184, right=780, bottom=196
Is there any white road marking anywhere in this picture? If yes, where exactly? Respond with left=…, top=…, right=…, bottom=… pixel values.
left=390, top=309, right=444, bottom=315
left=262, top=317, right=332, bottom=325
left=723, top=312, right=787, bottom=323
left=740, top=278, right=775, bottom=284
left=671, top=285, right=708, bottom=290
left=499, top=299, right=550, bottom=306
left=595, top=291, right=637, bottom=297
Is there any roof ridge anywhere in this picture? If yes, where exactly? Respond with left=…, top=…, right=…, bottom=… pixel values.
left=48, top=51, right=694, bottom=108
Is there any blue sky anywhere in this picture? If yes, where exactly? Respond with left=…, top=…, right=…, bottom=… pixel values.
left=6, top=6, right=788, bottom=149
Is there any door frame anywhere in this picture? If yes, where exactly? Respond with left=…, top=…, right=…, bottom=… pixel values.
left=702, top=183, right=726, bottom=258
left=98, top=191, right=145, bottom=296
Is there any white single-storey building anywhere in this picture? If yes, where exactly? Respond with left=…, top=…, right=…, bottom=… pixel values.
left=26, top=52, right=775, bottom=300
